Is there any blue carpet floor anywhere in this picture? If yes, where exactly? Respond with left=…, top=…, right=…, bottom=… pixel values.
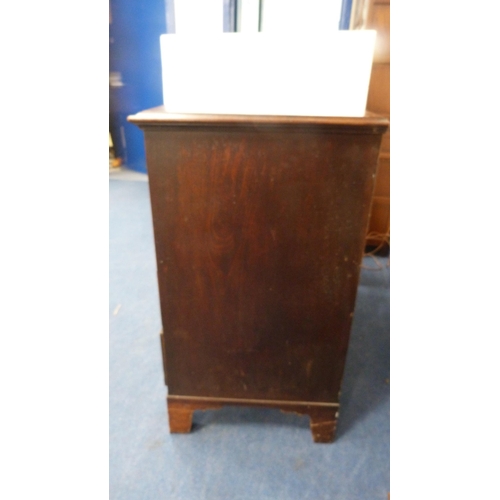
left=110, top=178, right=390, bottom=500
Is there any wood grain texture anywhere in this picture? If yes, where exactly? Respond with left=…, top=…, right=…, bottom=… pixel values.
left=129, top=109, right=388, bottom=442
left=365, top=0, right=390, bottom=247
left=366, top=64, right=390, bottom=117
left=380, top=128, right=390, bottom=153
left=308, top=407, right=338, bottom=443
left=167, top=395, right=338, bottom=442
left=128, top=107, right=389, bottom=131
left=374, top=154, right=390, bottom=198
left=145, top=125, right=383, bottom=403
left=367, top=196, right=390, bottom=242
left=167, top=397, right=222, bottom=433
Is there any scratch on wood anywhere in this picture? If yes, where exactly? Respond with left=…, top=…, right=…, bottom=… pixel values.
left=311, top=420, right=336, bottom=427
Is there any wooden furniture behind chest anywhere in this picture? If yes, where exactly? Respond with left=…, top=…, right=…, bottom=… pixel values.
left=129, top=109, right=388, bottom=442
left=352, top=0, right=390, bottom=248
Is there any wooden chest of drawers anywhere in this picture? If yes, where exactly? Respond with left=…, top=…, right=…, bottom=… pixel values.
left=129, top=108, right=388, bottom=442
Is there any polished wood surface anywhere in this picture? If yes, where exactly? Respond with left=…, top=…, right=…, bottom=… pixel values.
left=128, top=107, right=389, bottom=131
left=363, top=0, right=390, bottom=248
left=366, top=65, right=390, bottom=116
left=129, top=108, right=388, bottom=442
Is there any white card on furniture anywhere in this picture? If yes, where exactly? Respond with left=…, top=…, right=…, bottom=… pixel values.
left=160, top=31, right=376, bottom=117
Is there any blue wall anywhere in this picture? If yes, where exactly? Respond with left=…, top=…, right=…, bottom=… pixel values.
left=109, top=0, right=167, bottom=173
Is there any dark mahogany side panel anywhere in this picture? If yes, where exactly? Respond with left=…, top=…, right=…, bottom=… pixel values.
left=144, top=126, right=382, bottom=403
